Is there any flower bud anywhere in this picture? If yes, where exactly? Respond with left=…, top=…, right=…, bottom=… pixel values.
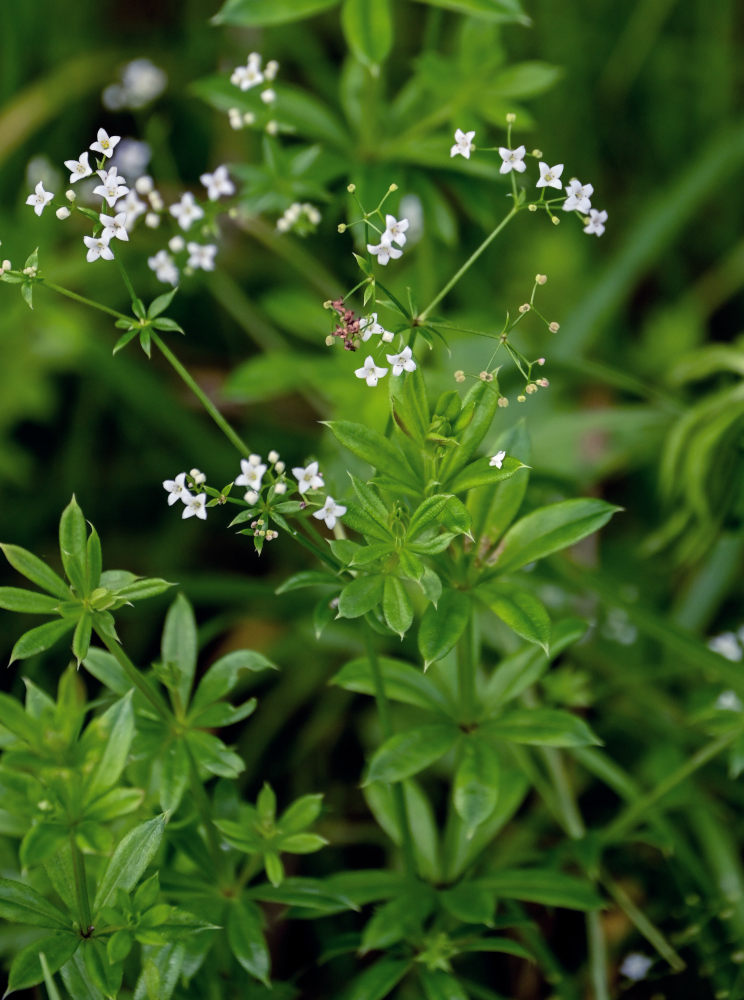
left=66, top=189, right=76, bottom=202
left=337, top=223, right=347, bottom=233
left=506, top=113, right=516, bottom=123
left=56, top=207, right=71, bottom=220
left=190, top=468, right=206, bottom=484
left=531, top=148, right=542, bottom=158
left=479, top=370, right=493, bottom=382
left=517, top=394, right=526, bottom=403
left=535, top=274, right=547, bottom=285
left=528, top=204, right=537, bottom=212
left=537, top=357, right=546, bottom=365
left=145, top=212, right=160, bottom=228
left=388, top=183, right=398, bottom=192
left=537, top=377, right=550, bottom=388
left=242, top=111, right=256, bottom=125
left=274, top=482, right=287, bottom=495
left=244, top=490, right=259, bottom=504
left=549, top=321, right=560, bottom=333
left=168, top=236, right=185, bottom=253
left=265, top=120, right=278, bottom=135
left=268, top=450, right=280, bottom=464
left=249, top=453, right=262, bottom=466
left=274, top=461, right=285, bottom=474
left=518, top=303, right=530, bottom=314
left=381, top=330, right=394, bottom=343
left=135, top=175, right=154, bottom=195
left=347, top=183, right=356, bottom=193
left=498, top=396, right=509, bottom=408
left=325, top=335, right=335, bottom=346
left=454, top=370, right=465, bottom=383
left=526, top=383, right=537, bottom=394
left=260, top=88, right=276, bottom=104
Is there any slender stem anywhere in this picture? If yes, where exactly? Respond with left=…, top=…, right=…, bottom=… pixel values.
left=363, top=627, right=417, bottom=879
left=95, top=629, right=172, bottom=720
left=457, top=612, right=476, bottom=724
left=601, top=873, right=685, bottom=971
left=543, top=748, right=584, bottom=839
left=418, top=207, right=519, bottom=321
left=586, top=911, right=610, bottom=1000
left=41, top=279, right=129, bottom=321
left=152, top=332, right=253, bottom=461
left=69, top=831, right=92, bottom=931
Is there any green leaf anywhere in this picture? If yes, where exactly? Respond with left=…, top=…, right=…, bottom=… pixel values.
left=0, top=876, right=70, bottom=929
left=491, top=61, right=561, bottom=98
left=9, top=618, right=76, bottom=665
left=190, top=649, right=276, bottom=715
left=161, top=593, right=198, bottom=708
left=473, top=868, right=602, bottom=910
left=365, top=722, right=459, bottom=784
left=85, top=527, right=102, bottom=592
left=330, top=656, right=453, bottom=714
left=418, top=589, right=470, bottom=669
left=341, top=0, right=393, bottom=67
left=280, top=794, right=324, bottom=834
left=476, top=583, right=551, bottom=652
left=483, top=708, right=601, bottom=747
left=342, top=958, right=410, bottom=1000
left=364, top=780, right=440, bottom=882
left=72, top=612, right=92, bottom=664
left=337, top=575, right=385, bottom=619
left=147, top=288, right=177, bottom=318
left=361, top=889, right=434, bottom=954
left=228, top=899, right=270, bottom=984
left=213, top=0, right=341, bottom=26
left=390, top=366, right=430, bottom=444
left=439, top=882, right=495, bottom=926
left=0, top=544, right=69, bottom=599
left=0, top=587, right=60, bottom=613
left=419, top=969, right=470, bottom=1000
left=6, top=933, right=79, bottom=994
left=20, top=824, right=69, bottom=868
left=411, top=0, right=529, bottom=23
left=113, top=328, right=138, bottom=354
left=349, top=474, right=392, bottom=534
left=447, top=455, right=526, bottom=493
left=325, top=420, right=417, bottom=487
left=279, top=833, right=328, bottom=853
left=407, top=494, right=454, bottom=539
left=454, top=738, right=500, bottom=837
left=113, top=577, right=175, bottom=602
left=439, top=382, right=501, bottom=483
left=275, top=570, right=338, bottom=594
left=93, top=816, right=166, bottom=913
left=58, top=497, right=88, bottom=595
left=86, top=692, right=135, bottom=799
left=186, top=730, right=244, bottom=778
left=493, top=499, right=621, bottom=575
left=159, top=740, right=189, bottom=813
left=382, top=577, right=414, bottom=638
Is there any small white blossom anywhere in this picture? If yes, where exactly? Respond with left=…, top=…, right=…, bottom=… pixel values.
left=292, top=462, right=324, bottom=494
left=169, top=235, right=185, bottom=253
left=120, top=59, right=167, bottom=108
left=235, top=458, right=267, bottom=491
left=182, top=493, right=207, bottom=520
left=313, top=496, right=346, bottom=530
left=562, top=178, right=593, bottom=213
left=148, top=249, right=179, bottom=286
left=708, top=632, right=742, bottom=662
left=264, top=60, right=279, bottom=81
left=56, top=207, right=71, bottom=220
left=200, top=165, right=235, bottom=201
left=489, top=450, right=506, bottom=469
left=90, top=128, right=121, bottom=159
left=450, top=128, right=475, bottom=159
left=619, top=954, right=652, bottom=981
left=163, top=472, right=189, bottom=505
left=26, top=181, right=54, bottom=216
left=118, top=190, right=147, bottom=229
left=498, top=145, right=526, bottom=174
left=274, top=481, right=287, bottom=495
left=145, top=212, right=160, bottom=229
left=186, top=242, right=217, bottom=271
left=244, top=489, right=259, bottom=505
left=100, top=212, right=129, bottom=242
left=584, top=209, right=608, bottom=237
left=354, top=355, right=388, bottom=387
left=383, top=214, right=409, bottom=247
left=169, top=192, right=204, bottom=231
left=359, top=312, right=387, bottom=341
left=536, top=161, right=564, bottom=190
left=367, top=239, right=402, bottom=266
left=135, top=175, right=154, bottom=195
left=93, top=167, right=129, bottom=207
left=63, top=152, right=92, bottom=184
left=189, top=468, right=206, bottom=485
left=260, top=88, right=276, bottom=104
left=265, top=120, right=279, bottom=136
left=228, top=108, right=243, bottom=130
left=386, top=346, right=416, bottom=376
left=231, top=55, right=264, bottom=91
left=83, top=235, right=115, bottom=263
left=716, top=690, right=743, bottom=712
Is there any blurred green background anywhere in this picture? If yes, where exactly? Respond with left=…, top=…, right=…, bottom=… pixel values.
left=1, top=0, right=744, bottom=994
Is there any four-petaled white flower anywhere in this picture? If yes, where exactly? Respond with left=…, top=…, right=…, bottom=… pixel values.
left=83, top=235, right=115, bottom=263
left=118, top=191, right=146, bottom=228
left=148, top=249, right=179, bottom=286
left=90, top=128, right=121, bottom=159
left=93, top=167, right=129, bottom=208
left=367, top=239, right=402, bottom=266
left=498, top=145, right=526, bottom=174
left=583, top=208, right=607, bottom=237
left=359, top=312, right=386, bottom=341
left=64, top=152, right=92, bottom=184
left=489, top=450, right=506, bottom=469
left=292, top=462, right=324, bottom=495
left=163, top=472, right=189, bottom=505
left=26, top=181, right=54, bottom=216
left=182, top=492, right=207, bottom=520
left=231, top=53, right=264, bottom=91
left=562, top=178, right=593, bottom=213
left=536, top=161, right=564, bottom=189
left=313, top=496, right=346, bottom=530
left=100, top=212, right=129, bottom=242
left=235, top=458, right=267, bottom=491
left=355, top=355, right=388, bottom=387
left=200, top=165, right=235, bottom=201
left=619, top=954, right=652, bottom=982
left=386, top=346, right=416, bottom=376
left=169, top=192, right=205, bottom=231
left=186, top=242, right=217, bottom=271
left=450, top=128, right=476, bottom=159
left=383, top=214, right=409, bottom=247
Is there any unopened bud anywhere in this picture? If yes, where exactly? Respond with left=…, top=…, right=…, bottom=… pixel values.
left=388, top=183, right=398, bottom=192
left=66, top=189, right=76, bottom=202
left=528, top=204, right=537, bottom=212
left=454, top=370, right=465, bottom=383
left=244, top=490, right=259, bottom=504
left=506, top=113, right=516, bottom=123
left=381, top=330, right=394, bottom=343
left=526, top=383, right=537, bottom=394
left=260, top=88, right=276, bottom=104
left=517, top=394, right=526, bottom=403
left=498, top=396, right=509, bottom=408
left=168, top=236, right=185, bottom=253
left=135, top=175, right=153, bottom=195
left=549, top=321, right=560, bottom=333
left=518, top=303, right=530, bottom=314
left=537, top=377, right=549, bottom=388
left=537, top=356, right=546, bottom=365
left=337, top=222, right=348, bottom=234
left=56, top=207, right=71, bottom=220
left=243, top=111, right=256, bottom=125
left=325, top=335, right=335, bottom=346
left=323, top=300, right=333, bottom=309
left=479, top=370, right=493, bottom=382
left=347, top=183, right=356, bottom=193
left=535, top=274, right=547, bottom=285
left=145, top=212, right=160, bottom=228
left=249, top=453, right=262, bottom=466
left=268, top=450, right=280, bottom=464
left=274, top=481, right=287, bottom=495
left=551, top=215, right=560, bottom=226
left=274, top=461, right=285, bottom=473
left=265, top=120, right=279, bottom=135
left=190, top=468, right=206, bottom=484
left=531, top=148, right=542, bottom=158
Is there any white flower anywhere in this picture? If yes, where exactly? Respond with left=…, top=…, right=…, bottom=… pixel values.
left=498, top=145, right=526, bottom=174
left=367, top=239, right=402, bottom=266
left=163, top=472, right=188, bottom=505
left=120, top=59, right=167, bottom=108
left=182, top=493, right=207, bottom=520
left=169, top=192, right=204, bottom=231
left=292, top=462, right=324, bottom=495
left=26, top=181, right=54, bottom=216
left=56, top=207, right=70, bottom=220
left=231, top=55, right=264, bottom=91
left=536, top=161, right=564, bottom=190
left=63, top=152, right=92, bottom=184
left=386, top=346, right=416, bottom=376
left=313, top=496, right=346, bottom=530
left=260, top=88, right=276, bottom=104
left=244, top=490, right=259, bottom=505
left=169, top=235, right=185, bottom=253
left=118, top=190, right=147, bottom=229
left=716, top=690, right=743, bottom=712
left=584, top=209, right=608, bottom=237
left=148, top=249, right=179, bottom=286
left=235, top=458, right=267, bottom=491
left=100, top=212, right=129, bottom=242
left=359, top=312, right=387, bottom=342
left=708, top=632, right=742, bottom=662
left=200, top=165, right=235, bottom=201
left=354, top=355, right=388, bottom=387
left=562, top=178, right=593, bottom=213
left=383, top=214, right=409, bottom=247
left=83, top=235, right=115, bottom=263
left=186, top=242, right=217, bottom=271
left=135, top=175, right=154, bottom=195
left=450, top=128, right=476, bottom=159
left=145, top=212, right=160, bottom=229
left=619, top=954, right=652, bottom=981
left=264, top=60, right=279, bottom=81
left=489, top=450, right=506, bottom=469
left=90, top=128, right=121, bottom=159
left=93, top=168, right=129, bottom=207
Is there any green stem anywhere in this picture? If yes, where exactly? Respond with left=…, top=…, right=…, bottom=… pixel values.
left=152, top=332, right=253, bottom=461
left=41, top=279, right=129, bottom=321
left=586, top=911, right=610, bottom=1000
left=95, top=629, right=172, bottom=720
left=418, top=207, right=518, bottom=321
left=457, top=612, right=476, bottom=725
left=364, top=627, right=417, bottom=880
left=69, top=831, right=92, bottom=932
left=601, top=873, right=685, bottom=971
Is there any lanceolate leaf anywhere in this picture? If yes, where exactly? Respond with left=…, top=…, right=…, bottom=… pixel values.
left=0, top=588, right=60, bottom=614
left=419, top=969, right=470, bottom=1000
left=228, top=899, right=270, bottom=984
left=453, top=737, right=500, bottom=837
left=7, top=933, right=80, bottom=993
left=365, top=722, right=460, bottom=784
left=9, top=618, right=76, bottom=665
left=330, top=656, right=453, bottom=714
left=58, top=496, right=88, bottom=596
left=161, top=593, right=198, bottom=708
left=325, top=420, right=418, bottom=487
left=390, top=365, right=430, bottom=443
left=0, top=877, right=70, bottom=929
left=213, top=0, right=341, bottom=26
left=337, top=575, right=384, bottom=619
left=94, top=816, right=166, bottom=913
left=483, top=708, right=601, bottom=747
left=0, top=544, right=69, bottom=599
left=342, top=957, right=410, bottom=1000
left=418, top=589, right=471, bottom=668
left=476, top=582, right=551, bottom=652
left=447, top=455, right=526, bottom=493
left=411, top=0, right=529, bottom=23
left=341, top=0, right=393, bottom=66
left=189, top=648, right=276, bottom=714
left=473, top=868, right=602, bottom=910
left=382, top=577, right=414, bottom=638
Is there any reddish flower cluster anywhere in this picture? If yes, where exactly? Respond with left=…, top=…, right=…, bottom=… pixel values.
left=329, top=298, right=360, bottom=351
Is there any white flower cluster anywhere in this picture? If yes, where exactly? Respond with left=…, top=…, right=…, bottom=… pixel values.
left=354, top=346, right=416, bottom=387
left=162, top=469, right=208, bottom=521
left=451, top=127, right=608, bottom=237
left=367, top=214, right=409, bottom=266
left=276, top=202, right=322, bottom=233
left=228, top=52, right=279, bottom=132
left=103, top=59, right=167, bottom=111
